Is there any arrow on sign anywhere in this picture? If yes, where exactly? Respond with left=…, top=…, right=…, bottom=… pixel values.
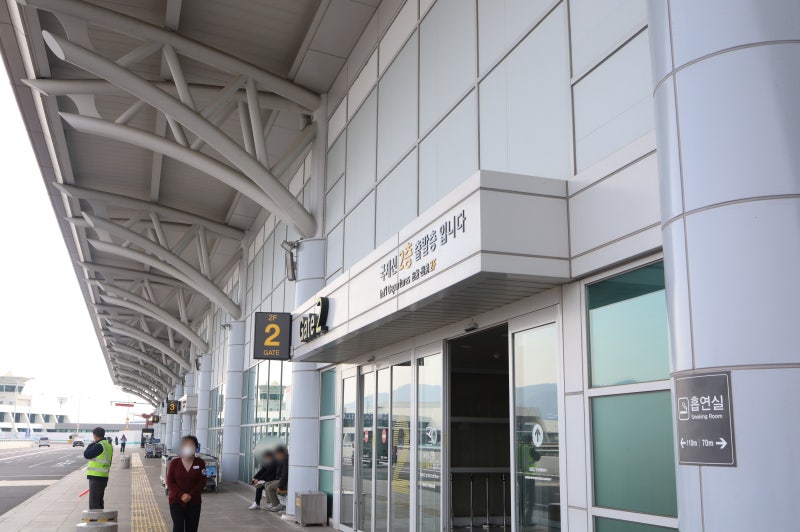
left=716, top=438, right=728, bottom=449
left=680, top=438, right=686, bottom=449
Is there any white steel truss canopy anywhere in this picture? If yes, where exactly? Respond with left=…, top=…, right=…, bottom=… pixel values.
left=2, top=0, right=380, bottom=390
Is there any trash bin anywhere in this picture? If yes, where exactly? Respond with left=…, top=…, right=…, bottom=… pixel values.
left=120, top=456, right=131, bottom=469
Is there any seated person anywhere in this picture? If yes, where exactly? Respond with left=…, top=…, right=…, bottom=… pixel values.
left=265, top=446, right=289, bottom=512
left=249, top=451, right=276, bottom=510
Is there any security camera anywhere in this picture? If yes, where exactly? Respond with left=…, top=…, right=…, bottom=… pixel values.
left=281, top=240, right=297, bottom=252
left=464, top=321, right=478, bottom=332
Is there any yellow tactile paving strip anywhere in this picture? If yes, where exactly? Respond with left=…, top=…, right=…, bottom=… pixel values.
left=131, top=453, right=168, bottom=531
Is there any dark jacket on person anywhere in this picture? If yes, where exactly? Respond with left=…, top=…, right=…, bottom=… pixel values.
left=83, top=440, right=105, bottom=460
left=276, top=454, right=289, bottom=491
left=254, top=460, right=277, bottom=482
left=166, top=457, right=207, bottom=506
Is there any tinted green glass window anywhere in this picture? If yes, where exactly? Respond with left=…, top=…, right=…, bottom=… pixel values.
left=319, top=469, right=334, bottom=518
left=595, top=517, right=678, bottom=532
left=320, top=369, right=336, bottom=416
left=319, top=419, right=335, bottom=467
left=588, top=262, right=669, bottom=387
left=592, top=391, right=677, bottom=516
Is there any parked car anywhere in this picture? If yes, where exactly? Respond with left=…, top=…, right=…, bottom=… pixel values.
left=72, top=438, right=85, bottom=447
left=38, top=436, right=50, bottom=447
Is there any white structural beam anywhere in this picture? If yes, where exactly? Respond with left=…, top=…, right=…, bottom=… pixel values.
left=18, top=0, right=320, bottom=110
left=117, top=374, right=166, bottom=397
left=109, top=343, right=181, bottom=382
left=23, top=79, right=312, bottom=114
left=121, top=387, right=158, bottom=406
left=98, top=290, right=209, bottom=352
left=86, top=240, right=238, bottom=318
left=92, top=281, right=208, bottom=351
left=113, top=357, right=173, bottom=387
left=54, top=183, right=244, bottom=240
left=272, top=122, right=316, bottom=180
left=41, top=32, right=316, bottom=236
left=104, top=320, right=191, bottom=372
left=80, top=262, right=197, bottom=292
left=59, top=112, right=314, bottom=236
left=79, top=213, right=241, bottom=318
left=116, top=372, right=167, bottom=396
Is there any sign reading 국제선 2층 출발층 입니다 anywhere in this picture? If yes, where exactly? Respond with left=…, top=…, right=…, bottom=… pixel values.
left=376, top=207, right=469, bottom=300
left=675, top=372, right=736, bottom=466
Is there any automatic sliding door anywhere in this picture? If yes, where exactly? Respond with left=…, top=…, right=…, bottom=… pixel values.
left=359, top=372, right=375, bottom=531
left=417, top=353, right=442, bottom=531
left=390, top=362, right=412, bottom=531
left=341, top=377, right=357, bottom=529
left=375, top=369, right=390, bottom=531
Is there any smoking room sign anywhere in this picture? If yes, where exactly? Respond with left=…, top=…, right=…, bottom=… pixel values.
left=675, top=372, right=736, bottom=466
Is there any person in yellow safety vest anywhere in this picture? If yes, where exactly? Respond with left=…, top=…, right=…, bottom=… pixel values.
left=83, top=426, right=113, bottom=509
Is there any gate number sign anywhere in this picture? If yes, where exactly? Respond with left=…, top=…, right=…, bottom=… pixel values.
left=675, top=372, right=736, bottom=466
left=253, top=312, right=291, bottom=360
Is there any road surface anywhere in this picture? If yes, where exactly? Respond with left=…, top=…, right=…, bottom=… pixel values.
left=0, top=444, right=87, bottom=516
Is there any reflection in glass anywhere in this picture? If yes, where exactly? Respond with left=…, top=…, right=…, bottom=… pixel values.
left=595, top=516, right=678, bottom=532
left=360, top=373, right=375, bottom=531
left=587, top=261, right=669, bottom=387
left=417, top=354, right=442, bottom=532
left=390, top=363, right=411, bottom=531
left=514, top=324, right=560, bottom=531
left=375, top=369, right=390, bottom=531
left=341, top=377, right=356, bottom=528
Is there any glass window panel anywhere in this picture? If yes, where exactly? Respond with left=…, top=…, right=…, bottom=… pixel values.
left=588, top=262, right=669, bottom=387
left=375, top=369, right=390, bottom=531
left=391, top=362, right=412, bottom=532
left=319, top=469, right=334, bottom=518
left=255, top=362, right=270, bottom=423
left=360, top=372, right=376, bottom=531
left=282, top=361, right=292, bottom=420
left=573, top=31, right=654, bottom=171
left=591, top=391, right=678, bottom=517
left=595, top=517, right=678, bottom=532
left=266, top=360, right=282, bottom=421
left=514, top=323, right=560, bottom=531
left=341, top=377, right=357, bottom=528
left=321, top=369, right=336, bottom=417
left=319, top=419, right=335, bottom=467
left=417, top=354, right=442, bottom=532
left=242, top=367, right=256, bottom=425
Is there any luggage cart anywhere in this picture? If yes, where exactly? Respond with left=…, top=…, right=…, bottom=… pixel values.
left=153, top=442, right=165, bottom=458
left=198, top=453, right=219, bottom=493
left=144, top=443, right=155, bottom=458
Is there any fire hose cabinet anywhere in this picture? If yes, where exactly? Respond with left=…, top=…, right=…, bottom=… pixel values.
left=295, top=491, right=327, bottom=527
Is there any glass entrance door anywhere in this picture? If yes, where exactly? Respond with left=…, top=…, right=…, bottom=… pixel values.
left=359, top=371, right=375, bottom=532
left=341, top=376, right=357, bottom=529
left=510, top=309, right=561, bottom=531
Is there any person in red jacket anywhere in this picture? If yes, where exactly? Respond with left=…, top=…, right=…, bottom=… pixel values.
left=166, top=436, right=206, bottom=532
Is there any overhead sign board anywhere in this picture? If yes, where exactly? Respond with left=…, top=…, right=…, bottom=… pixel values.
left=675, top=372, right=736, bottom=466
left=114, top=402, right=135, bottom=407
left=299, top=297, right=329, bottom=343
left=151, top=415, right=161, bottom=423
left=166, top=400, right=180, bottom=415
left=253, top=312, right=292, bottom=360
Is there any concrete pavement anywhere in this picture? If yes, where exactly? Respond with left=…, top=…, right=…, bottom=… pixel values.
left=0, top=447, right=332, bottom=531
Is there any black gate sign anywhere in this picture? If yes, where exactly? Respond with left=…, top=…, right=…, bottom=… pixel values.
left=675, top=372, right=736, bottom=466
left=253, top=312, right=292, bottom=360
left=167, top=400, right=180, bottom=415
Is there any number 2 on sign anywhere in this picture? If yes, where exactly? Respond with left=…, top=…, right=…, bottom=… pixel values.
left=263, top=323, right=280, bottom=346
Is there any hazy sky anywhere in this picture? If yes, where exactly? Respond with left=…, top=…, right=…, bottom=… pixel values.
left=0, top=61, right=149, bottom=424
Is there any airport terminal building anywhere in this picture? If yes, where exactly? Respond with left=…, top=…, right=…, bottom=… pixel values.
left=2, top=0, right=798, bottom=530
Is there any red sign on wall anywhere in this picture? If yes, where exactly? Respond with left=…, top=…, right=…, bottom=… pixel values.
left=381, top=428, right=387, bottom=444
